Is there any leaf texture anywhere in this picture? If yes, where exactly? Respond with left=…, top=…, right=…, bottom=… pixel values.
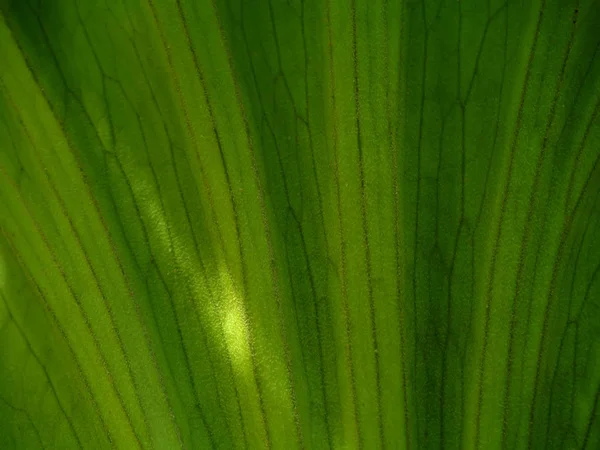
left=0, top=0, right=599, bottom=448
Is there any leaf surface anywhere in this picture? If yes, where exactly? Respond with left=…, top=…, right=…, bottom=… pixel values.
left=0, top=0, right=599, bottom=448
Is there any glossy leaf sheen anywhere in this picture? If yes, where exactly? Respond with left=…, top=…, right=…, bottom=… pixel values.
left=0, top=0, right=599, bottom=449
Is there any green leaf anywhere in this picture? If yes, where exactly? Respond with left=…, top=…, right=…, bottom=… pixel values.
left=0, top=0, right=599, bottom=448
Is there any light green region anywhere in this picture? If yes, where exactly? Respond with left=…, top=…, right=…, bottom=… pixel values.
left=0, top=0, right=599, bottom=449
